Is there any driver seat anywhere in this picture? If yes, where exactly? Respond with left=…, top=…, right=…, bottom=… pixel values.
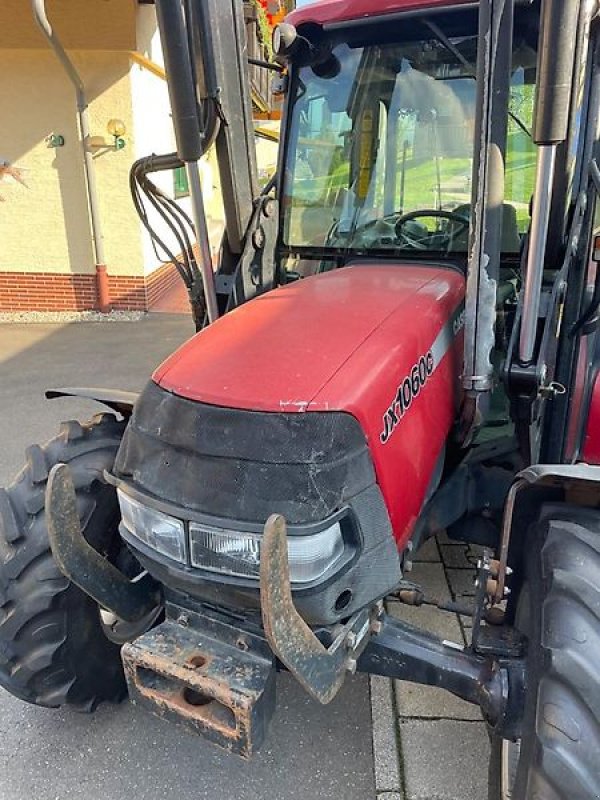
left=448, top=203, right=521, bottom=254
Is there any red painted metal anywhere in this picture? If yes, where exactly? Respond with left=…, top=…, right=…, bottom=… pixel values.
left=582, top=371, right=600, bottom=463
left=287, top=0, right=474, bottom=27
left=155, top=265, right=465, bottom=548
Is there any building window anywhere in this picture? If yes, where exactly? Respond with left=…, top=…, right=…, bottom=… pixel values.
left=173, top=166, right=189, bottom=198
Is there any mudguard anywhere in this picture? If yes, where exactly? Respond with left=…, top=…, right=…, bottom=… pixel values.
left=45, top=387, right=138, bottom=416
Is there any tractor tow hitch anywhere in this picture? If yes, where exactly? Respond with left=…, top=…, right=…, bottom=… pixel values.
left=122, top=606, right=276, bottom=759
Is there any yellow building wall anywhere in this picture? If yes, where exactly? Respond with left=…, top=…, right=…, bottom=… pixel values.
left=0, top=48, right=142, bottom=277
left=0, top=0, right=137, bottom=50
left=0, top=0, right=281, bottom=309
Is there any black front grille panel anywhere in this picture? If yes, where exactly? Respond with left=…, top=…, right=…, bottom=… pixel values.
left=113, top=381, right=402, bottom=624
left=114, top=380, right=376, bottom=525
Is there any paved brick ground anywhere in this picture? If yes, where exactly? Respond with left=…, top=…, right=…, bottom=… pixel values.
left=372, top=534, right=489, bottom=800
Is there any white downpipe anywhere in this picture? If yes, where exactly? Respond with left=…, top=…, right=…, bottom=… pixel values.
left=32, top=0, right=108, bottom=308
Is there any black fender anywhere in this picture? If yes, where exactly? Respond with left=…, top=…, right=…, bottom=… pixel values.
left=45, top=387, right=138, bottom=417
left=496, top=463, right=600, bottom=601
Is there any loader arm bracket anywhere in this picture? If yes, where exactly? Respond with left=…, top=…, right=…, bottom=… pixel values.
left=46, top=463, right=160, bottom=622
left=260, top=514, right=373, bottom=704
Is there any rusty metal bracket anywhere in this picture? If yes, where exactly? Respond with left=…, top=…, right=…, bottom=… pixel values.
left=492, top=477, right=526, bottom=604
left=122, top=608, right=276, bottom=758
left=46, top=463, right=160, bottom=622
left=260, top=514, right=371, bottom=704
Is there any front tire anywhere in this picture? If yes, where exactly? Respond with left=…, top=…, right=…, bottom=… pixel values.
left=489, top=506, right=600, bottom=799
left=0, top=413, right=129, bottom=711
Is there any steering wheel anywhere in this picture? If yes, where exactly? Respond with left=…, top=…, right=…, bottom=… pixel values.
left=394, top=209, right=470, bottom=251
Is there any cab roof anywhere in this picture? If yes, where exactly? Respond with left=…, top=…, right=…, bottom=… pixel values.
left=288, top=0, right=475, bottom=28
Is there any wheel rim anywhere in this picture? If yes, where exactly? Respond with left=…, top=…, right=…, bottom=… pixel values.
left=501, top=738, right=522, bottom=800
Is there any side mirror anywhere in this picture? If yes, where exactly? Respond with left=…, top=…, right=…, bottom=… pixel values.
left=273, top=22, right=338, bottom=76
left=273, top=23, right=308, bottom=64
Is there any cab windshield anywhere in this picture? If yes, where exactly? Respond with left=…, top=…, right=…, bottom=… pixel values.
left=282, top=29, right=537, bottom=258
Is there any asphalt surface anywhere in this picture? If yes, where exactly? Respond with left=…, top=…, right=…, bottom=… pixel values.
left=0, top=317, right=376, bottom=800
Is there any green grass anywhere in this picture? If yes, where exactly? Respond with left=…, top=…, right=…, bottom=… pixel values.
left=292, top=127, right=537, bottom=232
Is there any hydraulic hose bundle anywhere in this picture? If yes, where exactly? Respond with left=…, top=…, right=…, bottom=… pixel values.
left=129, top=153, right=207, bottom=330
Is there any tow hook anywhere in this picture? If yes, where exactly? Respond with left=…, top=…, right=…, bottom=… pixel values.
left=260, top=514, right=377, bottom=704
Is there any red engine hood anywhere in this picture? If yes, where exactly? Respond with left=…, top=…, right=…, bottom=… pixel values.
left=155, top=265, right=463, bottom=412
left=155, top=265, right=466, bottom=547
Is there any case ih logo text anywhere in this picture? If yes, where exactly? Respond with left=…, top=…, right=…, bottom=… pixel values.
left=453, top=308, right=466, bottom=336
left=380, top=352, right=434, bottom=444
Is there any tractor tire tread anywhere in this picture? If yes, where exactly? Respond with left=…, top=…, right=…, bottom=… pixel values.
left=529, top=511, right=600, bottom=799
left=0, top=414, right=127, bottom=710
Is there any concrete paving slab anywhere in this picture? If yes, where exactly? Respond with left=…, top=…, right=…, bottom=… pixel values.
left=387, top=601, right=463, bottom=645
left=445, top=569, right=478, bottom=600
left=439, top=543, right=484, bottom=569
left=394, top=680, right=483, bottom=721
left=399, top=719, right=489, bottom=800
left=387, top=561, right=463, bottom=644
left=435, top=530, right=464, bottom=546
left=439, top=544, right=474, bottom=569
left=371, top=676, right=402, bottom=793
left=414, top=537, right=440, bottom=563
left=404, top=562, right=451, bottom=600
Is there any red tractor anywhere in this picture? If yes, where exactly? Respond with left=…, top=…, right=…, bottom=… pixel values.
left=2, top=0, right=600, bottom=796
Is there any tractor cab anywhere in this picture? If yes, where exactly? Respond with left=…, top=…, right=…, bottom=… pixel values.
left=279, top=6, right=533, bottom=272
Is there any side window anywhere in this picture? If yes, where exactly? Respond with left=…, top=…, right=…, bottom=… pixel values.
left=506, top=68, right=537, bottom=234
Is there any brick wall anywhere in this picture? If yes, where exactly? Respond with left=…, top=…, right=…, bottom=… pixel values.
left=146, top=260, right=182, bottom=308
left=0, top=262, right=180, bottom=312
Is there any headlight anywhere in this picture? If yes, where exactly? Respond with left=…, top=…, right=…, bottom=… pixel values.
left=117, top=490, right=186, bottom=564
left=189, top=520, right=345, bottom=585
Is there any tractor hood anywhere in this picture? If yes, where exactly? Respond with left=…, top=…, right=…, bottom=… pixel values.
left=154, top=264, right=464, bottom=415
left=145, top=263, right=467, bottom=547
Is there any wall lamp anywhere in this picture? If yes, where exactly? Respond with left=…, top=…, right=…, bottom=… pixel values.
left=87, top=119, right=127, bottom=151
left=45, top=133, right=65, bottom=148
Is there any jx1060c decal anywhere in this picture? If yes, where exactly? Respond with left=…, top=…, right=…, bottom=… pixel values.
left=379, top=302, right=465, bottom=445
left=380, top=353, right=434, bottom=443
